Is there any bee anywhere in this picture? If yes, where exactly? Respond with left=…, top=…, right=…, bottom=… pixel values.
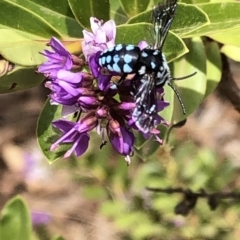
left=99, top=0, right=195, bottom=133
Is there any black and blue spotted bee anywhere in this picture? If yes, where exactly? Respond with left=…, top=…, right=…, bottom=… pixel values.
left=99, top=0, right=195, bottom=133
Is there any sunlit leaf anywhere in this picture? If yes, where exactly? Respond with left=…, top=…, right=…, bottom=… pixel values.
left=109, top=0, right=128, bottom=25
left=119, top=0, right=150, bottom=17
left=0, top=29, right=46, bottom=66
left=127, top=3, right=210, bottom=37
left=7, top=0, right=82, bottom=37
left=0, top=66, right=44, bottom=93
left=221, top=45, right=240, bottom=62
left=0, top=196, right=31, bottom=240
left=0, top=0, right=61, bottom=38
left=171, top=37, right=207, bottom=124
left=68, top=0, right=110, bottom=29
left=205, top=41, right=222, bottom=97
left=184, top=2, right=240, bottom=37
left=209, top=28, right=240, bottom=47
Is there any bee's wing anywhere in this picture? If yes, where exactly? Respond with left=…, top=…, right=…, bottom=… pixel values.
left=153, top=0, right=177, bottom=49
left=132, top=74, right=157, bottom=133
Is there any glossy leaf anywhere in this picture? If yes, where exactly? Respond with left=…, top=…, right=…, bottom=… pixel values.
left=0, top=67, right=44, bottom=93
left=127, top=3, right=210, bottom=37
left=7, top=0, right=82, bottom=37
left=209, top=28, right=240, bottom=47
left=68, top=0, right=110, bottom=29
left=119, top=0, right=150, bottom=17
left=29, top=0, right=75, bottom=17
left=116, top=23, right=188, bottom=62
left=116, top=23, right=152, bottom=45
left=0, top=29, right=46, bottom=66
left=0, top=196, right=31, bottom=240
left=0, top=0, right=61, bottom=38
left=37, top=99, right=69, bottom=163
left=221, top=45, right=240, bottom=62
left=171, top=37, right=207, bottom=124
left=205, top=41, right=222, bottom=97
left=163, top=31, right=189, bottom=62
left=184, top=2, right=240, bottom=37
left=109, top=0, right=128, bottom=25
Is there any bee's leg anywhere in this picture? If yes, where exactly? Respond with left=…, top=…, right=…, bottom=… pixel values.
left=116, top=73, right=128, bottom=86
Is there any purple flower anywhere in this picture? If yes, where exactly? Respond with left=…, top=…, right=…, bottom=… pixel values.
left=82, top=17, right=116, bottom=60
left=38, top=37, right=73, bottom=78
left=51, top=112, right=97, bottom=158
left=45, top=70, right=95, bottom=106
left=46, top=80, right=80, bottom=105
left=138, top=41, right=149, bottom=50
left=78, top=96, right=101, bottom=109
left=31, top=211, right=51, bottom=226
left=107, top=119, right=134, bottom=165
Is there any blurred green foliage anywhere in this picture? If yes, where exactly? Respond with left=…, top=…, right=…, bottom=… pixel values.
left=1, top=136, right=240, bottom=240
left=69, top=134, right=240, bottom=240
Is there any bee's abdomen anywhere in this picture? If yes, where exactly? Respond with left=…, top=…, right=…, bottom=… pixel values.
left=99, top=44, right=141, bottom=73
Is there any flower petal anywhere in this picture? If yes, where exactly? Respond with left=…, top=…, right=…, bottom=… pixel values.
left=74, top=133, right=90, bottom=156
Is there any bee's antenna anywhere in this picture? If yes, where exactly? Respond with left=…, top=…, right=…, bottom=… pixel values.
left=171, top=71, right=197, bottom=81
left=168, top=71, right=197, bottom=115
left=167, top=81, right=186, bottom=115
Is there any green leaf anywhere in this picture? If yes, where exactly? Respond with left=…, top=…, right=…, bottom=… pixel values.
left=164, top=31, right=189, bottom=62
left=37, top=99, right=69, bottom=163
left=184, top=2, right=240, bottom=37
left=0, top=66, right=44, bottom=93
left=171, top=37, right=207, bottom=124
left=205, top=41, right=222, bottom=97
left=116, top=23, right=152, bottom=44
left=0, top=196, right=31, bottom=240
left=116, top=23, right=188, bottom=62
left=221, top=45, right=240, bottom=62
left=7, top=0, right=82, bottom=38
left=135, top=141, right=164, bottom=161
left=0, top=0, right=61, bottom=38
left=109, top=0, right=128, bottom=25
left=160, top=87, right=175, bottom=126
left=119, top=0, right=150, bottom=17
left=0, top=30, right=81, bottom=67
left=209, top=28, right=240, bottom=47
left=51, top=236, right=65, bottom=240
left=134, top=132, right=150, bottom=150
left=68, top=0, right=110, bottom=29
left=127, top=3, right=210, bottom=37
left=0, top=29, right=46, bottom=66
left=173, top=4, right=210, bottom=37
left=29, top=0, right=75, bottom=17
